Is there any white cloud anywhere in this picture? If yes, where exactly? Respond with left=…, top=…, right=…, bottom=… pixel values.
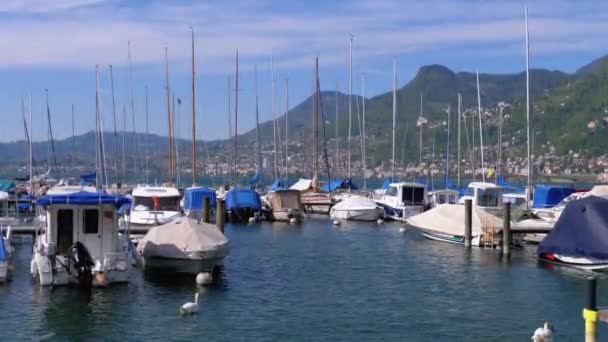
left=0, top=0, right=606, bottom=72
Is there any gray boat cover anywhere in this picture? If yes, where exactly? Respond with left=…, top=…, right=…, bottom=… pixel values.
left=137, top=217, right=228, bottom=259
left=267, top=190, right=302, bottom=211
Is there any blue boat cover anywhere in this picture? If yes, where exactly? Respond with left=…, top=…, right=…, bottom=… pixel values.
left=80, top=171, right=96, bottom=182
left=538, top=196, right=608, bottom=260
left=322, top=178, right=358, bottom=192
left=183, top=187, right=217, bottom=210
left=381, top=177, right=393, bottom=190
left=36, top=191, right=130, bottom=208
left=17, top=194, right=35, bottom=211
left=225, top=189, right=261, bottom=211
left=533, top=185, right=574, bottom=209
left=0, top=237, right=6, bottom=261
left=0, top=179, right=15, bottom=192
left=270, top=179, right=287, bottom=191
left=249, top=172, right=262, bottom=185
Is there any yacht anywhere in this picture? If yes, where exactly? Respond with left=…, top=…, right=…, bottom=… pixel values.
left=30, top=188, right=130, bottom=287
left=375, top=182, right=428, bottom=221
left=125, top=185, right=181, bottom=234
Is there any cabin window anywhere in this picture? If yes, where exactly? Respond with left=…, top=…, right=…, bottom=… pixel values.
left=132, top=196, right=180, bottom=212
left=477, top=189, right=502, bottom=207
left=402, top=187, right=425, bottom=205
left=438, top=195, right=446, bottom=204
left=386, top=187, right=398, bottom=196
left=83, top=209, right=99, bottom=234
left=57, top=209, right=74, bottom=254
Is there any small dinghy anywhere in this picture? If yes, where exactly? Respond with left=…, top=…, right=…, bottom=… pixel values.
left=330, top=195, right=382, bottom=221
left=137, top=217, right=229, bottom=274
left=538, top=196, right=608, bottom=271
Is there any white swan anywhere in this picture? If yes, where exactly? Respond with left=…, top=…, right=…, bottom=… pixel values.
left=180, top=292, right=200, bottom=315
left=531, top=321, right=554, bottom=342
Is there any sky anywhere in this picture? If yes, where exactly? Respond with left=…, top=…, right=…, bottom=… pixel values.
left=1, top=0, right=607, bottom=143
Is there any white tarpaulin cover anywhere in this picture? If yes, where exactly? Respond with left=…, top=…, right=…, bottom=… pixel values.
left=137, top=217, right=228, bottom=259
left=331, top=195, right=377, bottom=212
left=290, top=179, right=312, bottom=191
left=406, top=204, right=503, bottom=236
left=581, top=186, right=608, bottom=199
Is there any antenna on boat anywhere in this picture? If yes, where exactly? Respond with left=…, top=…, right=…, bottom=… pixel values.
left=476, top=68, right=485, bottom=183
left=190, top=26, right=197, bottom=187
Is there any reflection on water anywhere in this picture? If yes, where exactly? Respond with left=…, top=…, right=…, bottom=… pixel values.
left=0, top=221, right=606, bottom=341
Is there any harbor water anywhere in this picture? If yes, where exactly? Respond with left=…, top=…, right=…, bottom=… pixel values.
left=1, top=218, right=606, bottom=341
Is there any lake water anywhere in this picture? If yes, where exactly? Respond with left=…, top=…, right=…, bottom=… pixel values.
left=1, top=218, right=606, bottom=341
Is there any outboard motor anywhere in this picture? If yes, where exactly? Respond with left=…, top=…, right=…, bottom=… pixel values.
left=68, top=242, right=95, bottom=288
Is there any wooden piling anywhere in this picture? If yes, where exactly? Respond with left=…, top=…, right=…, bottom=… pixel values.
left=464, top=199, right=472, bottom=248
left=502, top=202, right=511, bottom=256
left=216, top=199, right=225, bottom=233
left=202, top=197, right=210, bottom=223
left=584, top=277, right=598, bottom=342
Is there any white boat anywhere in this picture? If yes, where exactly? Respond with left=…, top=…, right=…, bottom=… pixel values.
left=428, top=189, right=459, bottom=208
left=375, top=182, right=427, bottom=222
left=0, top=224, right=13, bottom=282
left=125, top=185, right=181, bottom=233
left=137, top=217, right=229, bottom=274
left=30, top=189, right=130, bottom=287
left=330, top=195, right=382, bottom=221
left=458, top=182, right=503, bottom=212
left=265, top=189, right=304, bottom=222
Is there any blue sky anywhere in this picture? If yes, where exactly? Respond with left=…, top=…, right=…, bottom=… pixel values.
left=1, top=0, right=607, bottom=143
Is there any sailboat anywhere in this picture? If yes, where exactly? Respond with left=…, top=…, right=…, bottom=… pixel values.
left=126, top=47, right=181, bottom=235
left=330, top=73, right=381, bottom=221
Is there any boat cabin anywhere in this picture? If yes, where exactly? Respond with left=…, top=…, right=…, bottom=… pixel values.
left=383, top=182, right=427, bottom=206
left=131, top=186, right=181, bottom=212
left=459, top=182, right=503, bottom=209
left=428, top=189, right=459, bottom=207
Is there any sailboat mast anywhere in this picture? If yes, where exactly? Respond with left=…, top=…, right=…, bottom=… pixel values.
left=392, top=58, right=397, bottom=180
left=174, top=94, right=180, bottom=187
left=525, top=6, right=532, bottom=210
left=362, top=73, right=367, bottom=189
left=145, top=86, right=149, bottom=184
left=285, top=79, right=289, bottom=182
left=96, top=64, right=108, bottom=189
left=419, top=93, right=423, bottom=166
left=271, top=56, right=278, bottom=181
left=457, top=93, right=462, bottom=187
left=476, top=69, right=485, bottom=183
left=29, top=93, right=33, bottom=196
left=312, top=58, right=319, bottom=189
left=165, top=46, right=173, bottom=187
left=45, top=89, right=57, bottom=171
left=128, top=41, right=138, bottom=181
left=254, top=65, right=263, bottom=185
left=234, top=49, right=239, bottom=181
left=191, top=27, right=197, bottom=186
left=71, top=104, right=75, bottom=176
left=109, top=65, right=118, bottom=185
left=446, top=105, right=451, bottom=186
left=335, top=82, right=339, bottom=175
left=348, top=35, right=353, bottom=181
left=227, top=77, right=232, bottom=183
left=122, top=104, right=126, bottom=183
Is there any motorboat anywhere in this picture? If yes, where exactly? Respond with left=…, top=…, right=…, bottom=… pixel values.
left=291, top=178, right=336, bottom=215
left=538, top=195, right=608, bottom=271
left=125, top=185, right=181, bottom=233
left=224, top=188, right=262, bottom=222
left=182, top=187, right=217, bottom=220
left=375, top=182, right=427, bottom=221
left=0, top=224, right=13, bottom=282
left=30, top=189, right=130, bottom=287
left=330, top=195, right=382, bottom=221
left=137, top=216, right=229, bottom=274
left=264, top=189, right=304, bottom=222
left=458, top=182, right=503, bottom=212
left=428, top=189, right=459, bottom=208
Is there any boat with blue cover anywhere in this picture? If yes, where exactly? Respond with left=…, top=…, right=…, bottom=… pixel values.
left=31, top=188, right=131, bottom=287
left=182, top=187, right=217, bottom=220
left=224, top=188, right=262, bottom=222
left=538, top=195, right=608, bottom=271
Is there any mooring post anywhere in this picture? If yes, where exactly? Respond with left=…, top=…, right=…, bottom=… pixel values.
left=216, top=199, right=225, bottom=233
left=464, top=199, right=472, bottom=248
left=584, top=277, right=598, bottom=342
left=202, top=197, right=210, bottom=223
left=502, top=202, right=511, bottom=257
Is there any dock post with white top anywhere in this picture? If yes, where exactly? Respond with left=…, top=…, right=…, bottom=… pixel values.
left=464, top=199, right=472, bottom=248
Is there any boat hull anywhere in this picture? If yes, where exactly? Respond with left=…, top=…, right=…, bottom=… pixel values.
left=31, top=253, right=129, bottom=287
left=375, top=202, right=424, bottom=222
left=539, top=253, right=608, bottom=271
left=142, top=247, right=229, bottom=274
left=271, top=209, right=303, bottom=222
left=330, top=208, right=382, bottom=221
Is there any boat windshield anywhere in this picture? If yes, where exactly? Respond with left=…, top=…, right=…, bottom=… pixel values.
left=132, top=196, right=180, bottom=212
left=476, top=188, right=502, bottom=207
left=402, top=187, right=425, bottom=205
